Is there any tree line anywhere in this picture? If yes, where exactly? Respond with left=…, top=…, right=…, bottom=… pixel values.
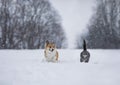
left=0, top=0, right=67, bottom=49
left=77, top=0, right=120, bottom=49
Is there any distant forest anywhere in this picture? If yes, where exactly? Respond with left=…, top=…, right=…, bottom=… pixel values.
left=0, top=0, right=67, bottom=49
left=0, top=0, right=120, bottom=49
left=77, top=0, right=120, bottom=49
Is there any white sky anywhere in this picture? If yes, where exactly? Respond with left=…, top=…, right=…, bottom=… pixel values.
left=50, top=0, right=95, bottom=48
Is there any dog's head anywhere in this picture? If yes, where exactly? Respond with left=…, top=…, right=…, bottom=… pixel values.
left=45, top=40, right=56, bottom=52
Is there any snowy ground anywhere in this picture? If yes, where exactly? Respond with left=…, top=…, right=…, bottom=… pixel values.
left=0, top=49, right=120, bottom=85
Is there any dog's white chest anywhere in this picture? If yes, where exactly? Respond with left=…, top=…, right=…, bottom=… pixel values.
left=46, top=51, right=56, bottom=62
left=48, top=51, right=56, bottom=57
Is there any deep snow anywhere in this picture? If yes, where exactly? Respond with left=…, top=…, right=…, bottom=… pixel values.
left=0, top=49, right=120, bottom=85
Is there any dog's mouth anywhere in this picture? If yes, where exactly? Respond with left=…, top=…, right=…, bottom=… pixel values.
left=49, top=48, right=54, bottom=52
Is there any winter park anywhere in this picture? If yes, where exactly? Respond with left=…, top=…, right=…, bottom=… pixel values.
left=0, top=0, right=120, bottom=85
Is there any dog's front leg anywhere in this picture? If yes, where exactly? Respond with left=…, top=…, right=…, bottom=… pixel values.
left=56, top=51, right=59, bottom=61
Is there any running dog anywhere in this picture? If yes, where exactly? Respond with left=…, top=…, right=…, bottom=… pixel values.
left=44, top=40, right=59, bottom=62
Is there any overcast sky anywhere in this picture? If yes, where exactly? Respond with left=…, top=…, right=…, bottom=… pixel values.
left=50, top=0, right=95, bottom=48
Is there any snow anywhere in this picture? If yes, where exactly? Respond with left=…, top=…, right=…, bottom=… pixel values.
left=0, top=49, right=120, bottom=85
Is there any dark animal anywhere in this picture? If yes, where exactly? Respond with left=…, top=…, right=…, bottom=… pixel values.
left=80, top=40, right=90, bottom=63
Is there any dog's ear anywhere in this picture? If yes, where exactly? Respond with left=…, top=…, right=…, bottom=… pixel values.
left=46, top=40, right=49, bottom=45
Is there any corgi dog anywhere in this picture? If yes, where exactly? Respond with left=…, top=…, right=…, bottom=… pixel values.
left=44, top=40, right=59, bottom=62
left=80, top=40, right=90, bottom=63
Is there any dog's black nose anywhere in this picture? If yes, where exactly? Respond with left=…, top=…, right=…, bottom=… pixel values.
left=52, top=49, right=54, bottom=51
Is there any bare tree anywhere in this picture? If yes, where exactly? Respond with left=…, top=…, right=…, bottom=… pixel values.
left=0, top=0, right=67, bottom=49
left=76, top=0, right=120, bottom=49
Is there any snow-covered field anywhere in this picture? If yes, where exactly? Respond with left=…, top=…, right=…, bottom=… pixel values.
left=0, top=49, right=120, bottom=85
